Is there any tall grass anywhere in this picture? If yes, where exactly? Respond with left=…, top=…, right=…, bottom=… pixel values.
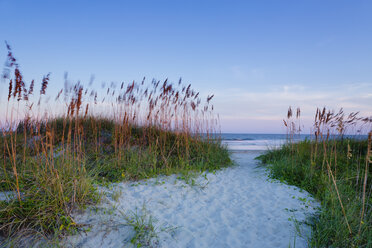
left=0, top=43, right=231, bottom=242
left=258, top=107, right=372, bottom=247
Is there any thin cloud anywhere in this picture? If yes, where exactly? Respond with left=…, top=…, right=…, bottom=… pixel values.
left=213, top=83, right=372, bottom=132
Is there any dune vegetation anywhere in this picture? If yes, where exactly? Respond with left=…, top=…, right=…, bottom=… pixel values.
left=0, top=44, right=231, bottom=244
left=258, top=107, right=372, bottom=247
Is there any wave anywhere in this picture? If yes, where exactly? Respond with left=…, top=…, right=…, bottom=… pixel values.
left=222, top=138, right=255, bottom=141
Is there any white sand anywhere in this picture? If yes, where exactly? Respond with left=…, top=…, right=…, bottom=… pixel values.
left=65, top=151, right=319, bottom=248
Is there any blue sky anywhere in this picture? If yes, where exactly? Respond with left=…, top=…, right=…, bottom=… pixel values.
left=0, top=0, right=371, bottom=133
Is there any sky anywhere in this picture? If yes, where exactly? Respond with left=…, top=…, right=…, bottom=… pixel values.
left=0, top=0, right=371, bottom=133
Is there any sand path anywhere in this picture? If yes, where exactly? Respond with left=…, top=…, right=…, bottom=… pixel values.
left=65, top=151, right=319, bottom=248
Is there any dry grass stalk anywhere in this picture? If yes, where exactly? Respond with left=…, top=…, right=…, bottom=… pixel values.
left=358, top=131, right=371, bottom=235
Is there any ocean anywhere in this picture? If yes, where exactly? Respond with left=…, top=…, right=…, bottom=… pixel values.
left=220, top=133, right=368, bottom=151
left=220, top=133, right=305, bottom=151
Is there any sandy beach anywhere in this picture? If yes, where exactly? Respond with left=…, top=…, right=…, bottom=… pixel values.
left=65, top=151, right=319, bottom=248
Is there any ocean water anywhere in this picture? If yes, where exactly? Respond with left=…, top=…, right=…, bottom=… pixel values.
left=220, top=133, right=367, bottom=151
left=220, top=133, right=302, bottom=151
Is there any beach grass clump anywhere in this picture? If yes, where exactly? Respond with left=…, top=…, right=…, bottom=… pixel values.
left=84, top=127, right=231, bottom=183
left=119, top=205, right=171, bottom=247
left=0, top=155, right=97, bottom=234
left=258, top=107, right=372, bottom=247
left=0, top=43, right=231, bottom=243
